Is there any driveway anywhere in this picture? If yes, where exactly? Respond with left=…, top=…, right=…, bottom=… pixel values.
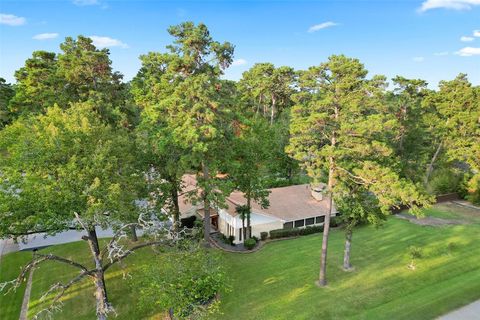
left=438, top=300, right=480, bottom=320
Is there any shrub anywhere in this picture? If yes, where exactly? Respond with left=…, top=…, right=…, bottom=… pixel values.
left=228, top=235, right=235, bottom=245
left=244, top=238, right=257, bottom=250
left=330, top=217, right=339, bottom=227
left=429, top=168, right=464, bottom=195
left=252, top=235, right=259, bottom=242
left=260, top=232, right=268, bottom=241
left=299, top=225, right=323, bottom=235
left=409, top=246, right=423, bottom=259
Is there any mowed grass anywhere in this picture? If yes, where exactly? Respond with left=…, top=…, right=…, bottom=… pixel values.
left=217, top=206, right=480, bottom=320
left=0, top=204, right=479, bottom=319
left=0, top=250, right=33, bottom=319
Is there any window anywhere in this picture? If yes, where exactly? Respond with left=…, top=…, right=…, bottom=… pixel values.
left=294, top=219, right=305, bottom=228
left=315, top=216, right=325, bottom=224
left=283, top=222, right=294, bottom=229
left=306, top=217, right=315, bottom=225
left=239, top=228, right=242, bottom=241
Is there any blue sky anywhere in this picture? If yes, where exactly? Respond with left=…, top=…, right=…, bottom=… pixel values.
left=1, top=0, right=479, bottom=88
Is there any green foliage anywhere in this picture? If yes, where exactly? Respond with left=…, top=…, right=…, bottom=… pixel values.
left=8, top=37, right=134, bottom=127
left=238, top=63, right=295, bottom=123
left=133, top=245, right=229, bottom=319
left=0, top=77, right=15, bottom=127
left=269, top=226, right=323, bottom=239
left=409, top=246, right=423, bottom=260
left=260, top=232, right=268, bottom=241
left=0, top=103, right=142, bottom=236
left=428, top=168, right=464, bottom=195
left=243, top=238, right=257, bottom=250
left=466, top=174, right=480, bottom=204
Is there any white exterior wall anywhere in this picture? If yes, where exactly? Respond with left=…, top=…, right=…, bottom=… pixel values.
left=217, top=209, right=283, bottom=244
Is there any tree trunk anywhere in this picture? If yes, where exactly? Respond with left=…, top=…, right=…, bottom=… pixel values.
left=130, top=225, right=138, bottom=242
left=270, top=95, right=276, bottom=125
left=242, top=215, right=246, bottom=242
left=343, top=228, right=353, bottom=270
left=202, top=161, right=211, bottom=244
left=318, top=105, right=337, bottom=287
left=171, top=186, right=181, bottom=230
left=87, top=229, right=110, bottom=320
left=425, top=141, right=442, bottom=185
left=318, top=183, right=333, bottom=287
left=246, top=196, right=252, bottom=239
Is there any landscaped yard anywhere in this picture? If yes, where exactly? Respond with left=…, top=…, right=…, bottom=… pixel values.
left=1, top=204, right=480, bottom=319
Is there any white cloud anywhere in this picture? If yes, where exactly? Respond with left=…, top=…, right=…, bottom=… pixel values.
left=308, top=21, right=339, bottom=33
left=0, top=13, right=26, bottom=26
left=413, top=56, right=425, bottom=62
left=455, top=46, right=480, bottom=56
left=461, top=36, right=475, bottom=42
left=231, top=58, right=247, bottom=67
left=474, top=30, right=480, bottom=37
left=33, top=33, right=59, bottom=40
left=419, top=0, right=480, bottom=12
left=434, top=51, right=449, bottom=56
left=89, top=36, right=128, bottom=48
left=73, top=0, right=99, bottom=5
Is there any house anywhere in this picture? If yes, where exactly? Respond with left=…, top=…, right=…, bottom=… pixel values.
left=178, top=175, right=338, bottom=244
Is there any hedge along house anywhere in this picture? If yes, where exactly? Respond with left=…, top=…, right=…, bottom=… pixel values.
left=178, top=175, right=338, bottom=244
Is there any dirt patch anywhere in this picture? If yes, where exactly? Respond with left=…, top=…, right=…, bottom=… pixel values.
left=395, top=213, right=464, bottom=226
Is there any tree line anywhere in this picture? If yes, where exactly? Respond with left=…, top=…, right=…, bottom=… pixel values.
left=0, top=22, right=479, bottom=318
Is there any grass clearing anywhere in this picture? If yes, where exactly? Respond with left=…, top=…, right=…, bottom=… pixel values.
left=0, top=250, right=33, bottom=319
left=0, top=205, right=479, bottom=319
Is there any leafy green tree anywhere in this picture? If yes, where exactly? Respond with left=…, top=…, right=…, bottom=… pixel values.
left=423, top=74, right=480, bottom=200
left=136, top=22, right=235, bottom=243
left=133, top=243, right=228, bottom=319
left=238, top=63, right=295, bottom=124
left=388, top=76, right=432, bottom=182
left=0, top=77, right=15, bottom=127
left=0, top=103, right=149, bottom=319
left=132, top=52, right=190, bottom=226
left=229, top=118, right=271, bottom=239
left=8, top=37, right=134, bottom=127
left=9, top=51, right=61, bottom=117
left=288, top=55, right=430, bottom=284
left=334, top=187, right=383, bottom=270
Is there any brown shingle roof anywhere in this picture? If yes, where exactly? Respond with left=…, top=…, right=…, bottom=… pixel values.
left=225, top=184, right=335, bottom=222
left=177, top=175, right=335, bottom=221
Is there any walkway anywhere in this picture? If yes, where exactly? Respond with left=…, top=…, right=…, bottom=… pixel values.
left=438, top=300, right=480, bottom=320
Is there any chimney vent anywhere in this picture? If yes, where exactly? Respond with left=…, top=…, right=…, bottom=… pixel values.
left=311, top=184, right=325, bottom=201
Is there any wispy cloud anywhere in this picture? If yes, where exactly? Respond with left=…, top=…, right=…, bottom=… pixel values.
left=308, top=21, right=339, bottom=33
left=474, top=30, right=480, bottom=37
left=0, top=13, right=26, bottom=26
left=434, top=51, right=449, bottom=56
left=231, top=58, right=247, bottom=67
left=413, top=56, right=425, bottom=62
left=73, top=0, right=99, bottom=5
left=419, top=0, right=480, bottom=12
left=33, top=33, right=59, bottom=40
left=89, top=36, right=128, bottom=48
left=455, top=46, right=480, bottom=56
left=461, top=36, right=475, bottom=42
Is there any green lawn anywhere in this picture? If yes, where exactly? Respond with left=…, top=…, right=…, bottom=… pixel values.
left=0, top=251, right=32, bottom=319
left=1, top=205, right=480, bottom=319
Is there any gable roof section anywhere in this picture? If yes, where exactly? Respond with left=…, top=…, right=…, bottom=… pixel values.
left=176, top=175, right=335, bottom=222
left=225, top=184, right=335, bottom=222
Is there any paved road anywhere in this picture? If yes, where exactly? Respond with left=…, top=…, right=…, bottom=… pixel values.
left=0, top=228, right=116, bottom=257
left=438, top=300, right=480, bottom=320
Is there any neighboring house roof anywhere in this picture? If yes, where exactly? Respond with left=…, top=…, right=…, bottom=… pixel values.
left=225, top=184, right=335, bottom=222
left=178, top=174, right=198, bottom=215
left=177, top=174, right=335, bottom=222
